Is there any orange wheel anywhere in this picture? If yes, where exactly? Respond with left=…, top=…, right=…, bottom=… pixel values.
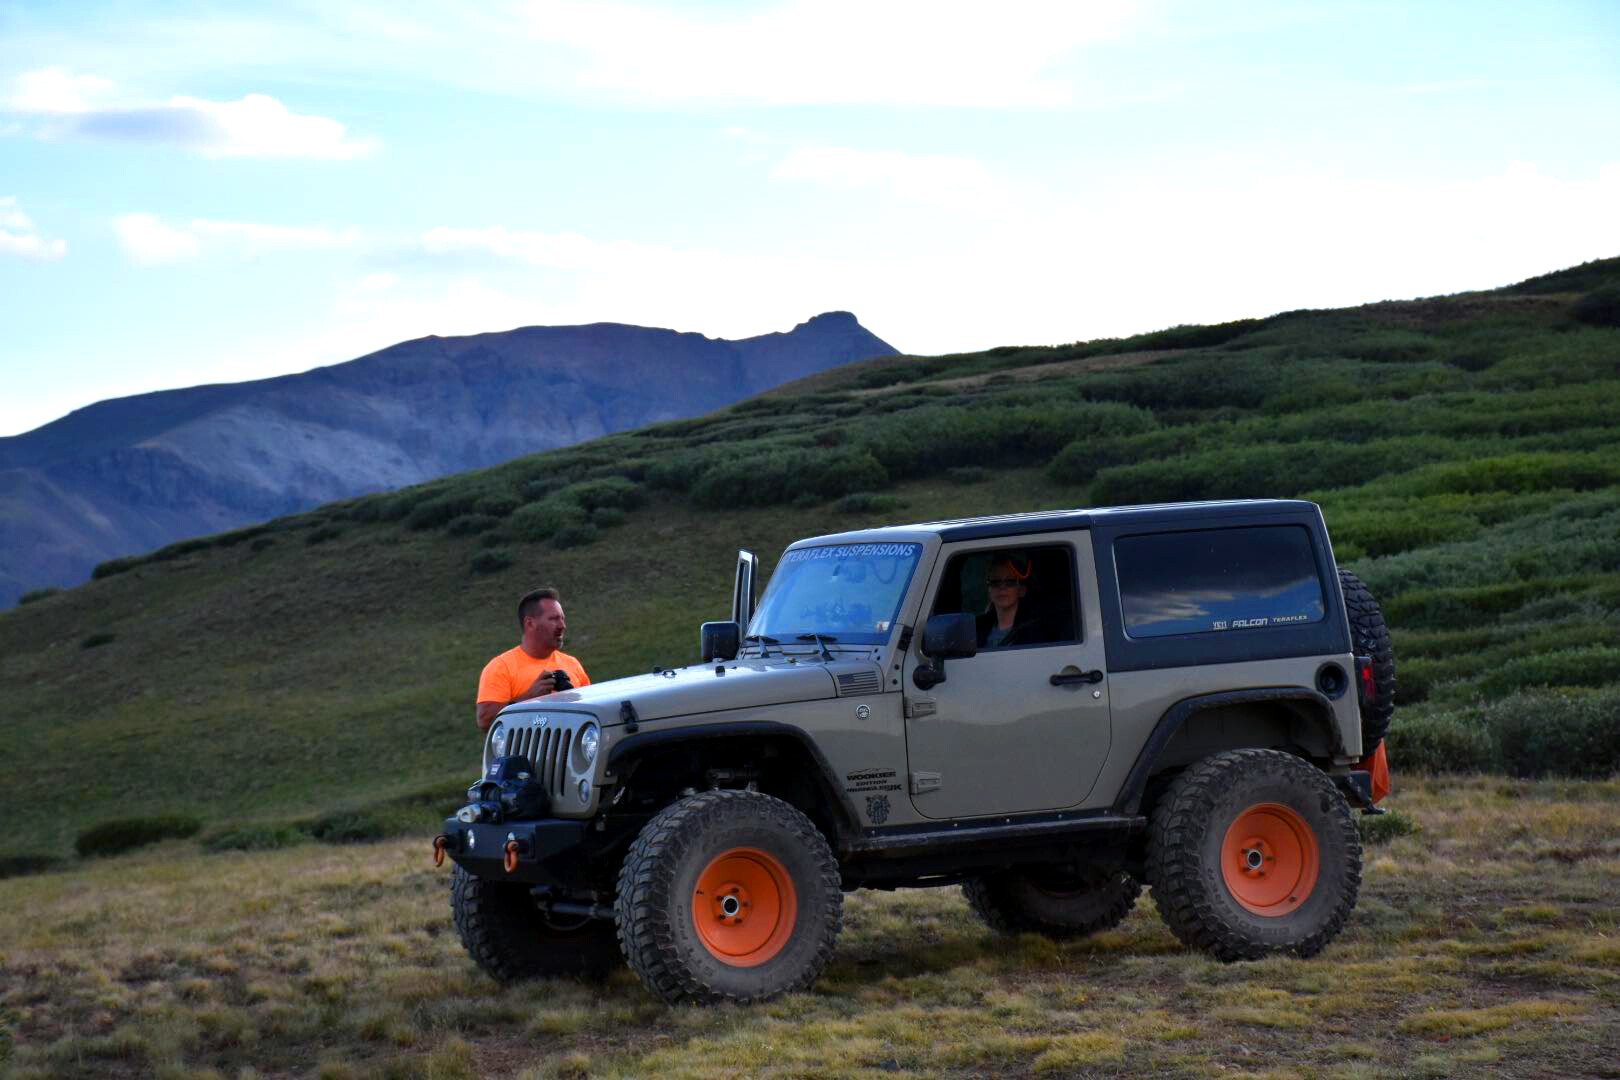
left=1221, top=802, right=1320, bottom=916
left=691, top=847, right=798, bottom=968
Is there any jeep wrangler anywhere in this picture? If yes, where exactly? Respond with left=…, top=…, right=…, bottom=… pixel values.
left=437, top=499, right=1395, bottom=1004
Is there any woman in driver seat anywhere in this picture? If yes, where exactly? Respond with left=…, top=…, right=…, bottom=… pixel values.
left=976, top=551, right=1054, bottom=648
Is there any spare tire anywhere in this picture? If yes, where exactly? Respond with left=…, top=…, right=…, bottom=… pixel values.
left=1338, top=568, right=1395, bottom=752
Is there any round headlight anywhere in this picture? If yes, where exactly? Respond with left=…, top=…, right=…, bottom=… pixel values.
left=490, top=721, right=506, bottom=758
left=578, top=722, right=599, bottom=766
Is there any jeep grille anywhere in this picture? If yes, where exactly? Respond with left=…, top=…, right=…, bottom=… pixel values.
left=506, top=719, right=576, bottom=800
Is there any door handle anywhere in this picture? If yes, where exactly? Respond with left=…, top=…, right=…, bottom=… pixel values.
left=1050, top=669, right=1104, bottom=686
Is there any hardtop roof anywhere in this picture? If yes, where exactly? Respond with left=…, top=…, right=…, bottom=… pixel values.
left=792, top=499, right=1322, bottom=547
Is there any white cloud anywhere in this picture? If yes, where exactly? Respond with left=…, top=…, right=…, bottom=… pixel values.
left=190, top=219, right=360, bottom=252
left=773, top=146, right=998, bottom=209
left=513, top=0, right=1137, bottom=106
left=113, top=213, right=201, bottom=264
left=6, top=68, right=376, bottom=159
left=9, top=66, right=115, bottom=112
left=419, top=226, right=651, bottom=271
left=0, top=196, right=67, bottom=260
left=112, top=214, right=362, bottom=264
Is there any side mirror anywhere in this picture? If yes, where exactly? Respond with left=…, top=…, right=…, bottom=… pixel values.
left=914, top=613, right=976, bottom=689
left=700, top=621, right=740, bottom=663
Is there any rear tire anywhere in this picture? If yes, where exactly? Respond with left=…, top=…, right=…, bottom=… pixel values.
left=964, top=866, right=1139, bottom=940
left=615, top=790, right=843, bottom=1005
left=450, top=864, right=621, bottom=982
left=1146, top=749, right=1361, bottom=961
left=1339, top=568, right=1395, bottom=752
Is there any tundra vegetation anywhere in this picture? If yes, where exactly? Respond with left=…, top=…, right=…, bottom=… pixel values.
left=1, top=259, right=1619, bottom=1074
left=1, top=777, right=1615, bottom=1077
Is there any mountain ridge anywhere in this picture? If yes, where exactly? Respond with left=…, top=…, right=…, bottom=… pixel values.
left=0, top=311, right=896, bottom=607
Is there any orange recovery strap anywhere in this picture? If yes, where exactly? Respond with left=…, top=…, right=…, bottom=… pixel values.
left=1357, top=742, right=1390, bottom=803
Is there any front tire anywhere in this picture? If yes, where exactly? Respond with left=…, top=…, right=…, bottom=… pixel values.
left=1146, top=749, right=1361, bottom=961
left=450, top=864, right=621, bottom=982
left=964, top=866, right=1139, bottom=940
left=615, top=790, right=843, bottom=1005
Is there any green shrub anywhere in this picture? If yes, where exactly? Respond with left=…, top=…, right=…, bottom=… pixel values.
left=1088, top=437, right=1456, bottom=505
left=80, top=632, right=115, bottom=649
left=404, top=492, right=480, bottom=531
left=1396, top=657, right=1440, bottom=705
left=690, top=448, right=888, bottom=509
left=859, top=401, right=1156, bottom=482
left=379, top=487, right=435, bottom=522
left=17, top=587, right=60, bottom=605
left=469, top=549, right=513, bottom=575
left=305, top=811, right=388, bottom=844
left=832, top=492, right=905, bottom=514
left=509, top=499, right=587, bottom=541
left=447, top=513, right=500, bottom=536
left=1387, top=452, right=1620, bottom=497
left=1359, top=810, right=1420, bottom=845
left=75, top=815, right=203, bottom=857
left=523, top=477, right=565, bottom=502
left=555, top=477, right=645, bottom=511
left=0, top=854, right=63, bottom=879
left=1571, top=286, right=1620, bottom=328
left=305, top=525, right=342, bottom=545
left=1475, top=645, right=1620, bottom=697
left=591, top=507, right=627, bottom=528
left=1484, top=689, right=1620, bottom=778
left=91, top=555, right=143, bottom=579
left=552, top=522, right=601, bottom=549
left=1385, top=713, right=1495, bottom=774
left=1383, top=579, right=1576, bottom=630
left=1330, top=509, right=1481, bottom=558
left=474, top=493, right=521, bottom=517
left=151, top=536, right=213, bottom=562
left=203, top=826, right=308, bottom=852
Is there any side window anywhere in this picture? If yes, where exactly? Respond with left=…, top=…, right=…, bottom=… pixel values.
left=1114, top=525, right=1325, bottom=640
left=930, top=544, right=1079, bottom=650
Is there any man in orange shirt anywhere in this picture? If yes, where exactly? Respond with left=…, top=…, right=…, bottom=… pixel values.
left=475, top=586, right=591, bottom=731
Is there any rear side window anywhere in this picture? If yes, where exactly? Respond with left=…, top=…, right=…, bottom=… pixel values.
left=1115, top=525, right=1325, bottom=639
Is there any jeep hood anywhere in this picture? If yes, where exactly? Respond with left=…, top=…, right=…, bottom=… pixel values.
left=513, top=658, right=866, bottom=725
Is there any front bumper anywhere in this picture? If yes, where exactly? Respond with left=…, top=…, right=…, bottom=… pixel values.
left=441, top=816, right=588, bottom=886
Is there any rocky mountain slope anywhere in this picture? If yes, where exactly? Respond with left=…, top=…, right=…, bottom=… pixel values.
left=0, top=312, right=896, bottom=607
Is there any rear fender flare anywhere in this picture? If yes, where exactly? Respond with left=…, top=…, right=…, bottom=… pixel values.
left=1114, top=688, right=1341, bottom=815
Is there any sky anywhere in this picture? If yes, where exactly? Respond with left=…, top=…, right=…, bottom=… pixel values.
left=1, top=0, right=1618, bottom=437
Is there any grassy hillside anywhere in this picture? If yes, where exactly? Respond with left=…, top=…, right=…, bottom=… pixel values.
left=3, top=259, right=1620, bottom=864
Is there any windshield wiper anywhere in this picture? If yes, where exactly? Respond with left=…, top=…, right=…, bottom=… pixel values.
left=744, top=634, right=780, bottom=657
left=796, top=633, right=837, bottom=662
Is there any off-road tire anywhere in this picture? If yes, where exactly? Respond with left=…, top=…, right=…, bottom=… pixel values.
left=450, top=864, right=620, bottom=982
left=1146, top=749, right=1361, bottom=962
left=1339, top=568, right=1395, bottom=752
left=964, top=866, right=1139, bottom=940
left=615, top=789, right=843, bottom=1005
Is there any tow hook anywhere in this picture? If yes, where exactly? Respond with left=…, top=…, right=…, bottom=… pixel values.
left=503, top=837, right=526, bottom=874
left=432, top=834, right=450, bottom=867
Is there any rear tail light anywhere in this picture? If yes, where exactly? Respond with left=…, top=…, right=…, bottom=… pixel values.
left=1355, top=655, right=1376, bottom=709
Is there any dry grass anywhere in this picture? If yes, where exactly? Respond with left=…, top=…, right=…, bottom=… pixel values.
left=2, top=776, right=1617, bottom=1079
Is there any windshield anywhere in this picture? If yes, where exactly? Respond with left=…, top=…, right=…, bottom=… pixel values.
left=748, top=542, right=924, bottom=647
